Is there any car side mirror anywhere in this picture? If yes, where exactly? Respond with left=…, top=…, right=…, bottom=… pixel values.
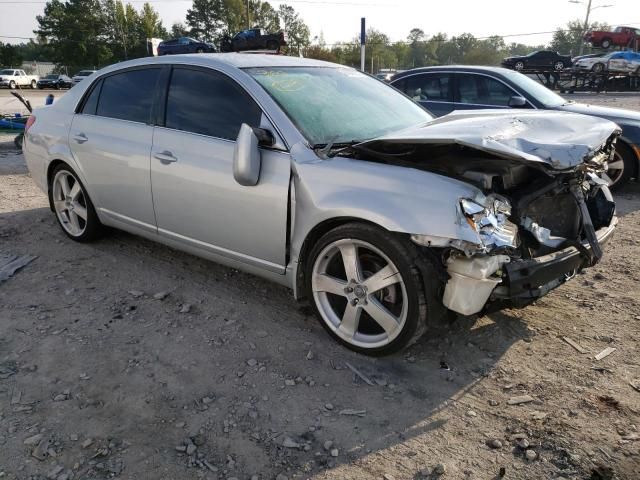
left=233, top=124, right=274, bottom=186
left=509, top=95, right=528, bottom=108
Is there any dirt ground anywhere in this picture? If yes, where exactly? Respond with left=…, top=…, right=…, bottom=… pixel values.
left=1, top=95, right=640, bottom=480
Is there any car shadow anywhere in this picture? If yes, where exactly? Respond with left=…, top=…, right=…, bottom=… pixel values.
left=612, top=180, right=640, bottom=217
left=0, top=205, right=532, bottom=479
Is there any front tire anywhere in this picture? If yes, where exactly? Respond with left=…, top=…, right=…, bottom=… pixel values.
left=305, top=223, right=433, bottom=355
left=9, top=80, right=16, bottom=89
left=601, top=38, right=612, bottom=49
left=514, top=61, right=525, bottom=71
left=608, top=142, right=636, bottom=190
left=592, top=62, right=605, bottom=73
left=49, top=164, right=104, bottom=242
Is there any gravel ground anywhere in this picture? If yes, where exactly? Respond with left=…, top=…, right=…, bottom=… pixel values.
left=0, top=96, right=639, bottom=480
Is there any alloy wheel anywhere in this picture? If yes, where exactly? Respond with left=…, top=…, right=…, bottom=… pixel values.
left=52, top=170, right=88, bottom=237
left=311, top=238, right=408, bottom=349
left=514, top=61, right=525, bottom=71
left=607, top=149, right=625, bottom=187
left=554, top=61, right=565, bottom=71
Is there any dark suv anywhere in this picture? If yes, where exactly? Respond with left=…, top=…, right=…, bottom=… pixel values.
left=157, top=37, right=215, bottom=55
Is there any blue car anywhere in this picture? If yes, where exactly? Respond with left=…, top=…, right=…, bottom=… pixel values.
left=157, top=37, right=216, bottom=56
left=390, top=66, right=640, bottom=188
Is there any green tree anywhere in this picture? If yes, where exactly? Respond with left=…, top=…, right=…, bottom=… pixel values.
left=550, top=19, right=610, bottom=55
left=171, top=22, right=189, bottom=38
left=0, top=43, right=24, bottom=67
left=36, top=0, right=112, bottom=70
left=186, top=0, right=225, bottom=42
left=278, top=5, right=309, bottom=54
left=139, top=2, right=167, bottom=39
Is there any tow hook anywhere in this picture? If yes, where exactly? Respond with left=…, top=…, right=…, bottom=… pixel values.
left=569, top=181, right=603, bottom=266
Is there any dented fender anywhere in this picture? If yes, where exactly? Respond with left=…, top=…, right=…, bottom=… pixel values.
left=287, top=144, right=487, bottom=296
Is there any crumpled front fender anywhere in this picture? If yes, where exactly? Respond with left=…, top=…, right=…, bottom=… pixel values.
left=288, top=152, right=485, bottom=296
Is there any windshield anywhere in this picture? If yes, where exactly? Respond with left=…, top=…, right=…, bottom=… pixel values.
left=0, top=69, right=15, bottom=75
left=44, top=74, right=58, bottom=79
left=500, top=70, right=566, bottom=107
left=247, top=67, right=433, bottom=146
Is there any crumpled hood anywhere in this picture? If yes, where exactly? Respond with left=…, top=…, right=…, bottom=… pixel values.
left=361, top=110, right=621, bottom=170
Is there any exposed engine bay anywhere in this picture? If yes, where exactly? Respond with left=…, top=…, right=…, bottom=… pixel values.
left=341, top=114, right=620, bottom=316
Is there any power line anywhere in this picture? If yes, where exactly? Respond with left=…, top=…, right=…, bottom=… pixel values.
left=0, top=0, right=395, bottom=4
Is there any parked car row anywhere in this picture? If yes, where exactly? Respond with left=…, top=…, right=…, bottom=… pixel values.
left=390, top=66, right=640, bottom=189
left=0, top=69, right=97, bottom=89
left=501, top=48, right=640, bottom=75
left=23, top=54, right=622, bottom=355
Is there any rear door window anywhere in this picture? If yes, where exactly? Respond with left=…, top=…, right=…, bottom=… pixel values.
left=164, top=67, right=261, bottom=140
left=96, top=68, right=160, bottom=124
left=402, top=73, right=452, bottom=102
left=456, top=74, right=514, bottom=107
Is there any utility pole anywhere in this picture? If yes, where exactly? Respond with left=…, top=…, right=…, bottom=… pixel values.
left=569, top=0, right=613, bottom=55
left=579, top=0, right=593, bottom=55
left=247, top=0, right=250, bottom=28
left=360, top=18, right=366, bottom=72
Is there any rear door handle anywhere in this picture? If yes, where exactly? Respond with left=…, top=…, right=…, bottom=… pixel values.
left=73, top=133, right=88, bottom=144
left=154, top=151, right=178, bottom=164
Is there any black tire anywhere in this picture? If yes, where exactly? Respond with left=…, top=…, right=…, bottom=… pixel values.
left=31, top=80, right=37, bottom=89
left=266, top=40, right=278, bottom=50
left=305, top=222, right=438, bottom=356
left=14, top=133, right=23, bottom=150
left=196, top=48, right=204, bottom=53
left=48, top=163, right=105, bottom=242
left=592, top=62, right=605, bottom=73
left=609, top=141, right=636, bottom=190
left=9, top=80, right=16, bottom=89
left=601, top=38, right=612, bottom=49
left=554, top=61, right=565, bottom=71
left=514, top=61, right=525, bottom=71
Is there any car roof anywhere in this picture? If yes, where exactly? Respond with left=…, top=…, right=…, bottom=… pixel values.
left=96, top=53, right=341, bottom=73
left=391, top=65, right=513, bottom=80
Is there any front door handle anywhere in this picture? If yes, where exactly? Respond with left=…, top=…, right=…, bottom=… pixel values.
left=154, top=151, right=178, bottom=164
left=73, top=133, right=88, bottom=144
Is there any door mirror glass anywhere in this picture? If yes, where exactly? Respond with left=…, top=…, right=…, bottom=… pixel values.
left=509, top=95, right=528, bottom=107
left=233, top=124, right=262, bottom=186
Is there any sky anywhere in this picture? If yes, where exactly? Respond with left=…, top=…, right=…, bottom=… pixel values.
left=1, top=0, right=639, bottom=47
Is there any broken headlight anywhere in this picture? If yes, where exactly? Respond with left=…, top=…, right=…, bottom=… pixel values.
left=459, top=194, right=519, bottom=252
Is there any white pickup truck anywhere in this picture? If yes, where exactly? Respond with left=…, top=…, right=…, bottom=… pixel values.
left=0, top=69, right=39, bottom=89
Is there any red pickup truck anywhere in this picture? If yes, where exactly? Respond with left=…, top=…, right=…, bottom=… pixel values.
left=584, top=26, right=640, bottom=49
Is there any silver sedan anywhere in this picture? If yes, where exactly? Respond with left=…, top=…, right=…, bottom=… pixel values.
left=24, top=54, right=619, bottom=355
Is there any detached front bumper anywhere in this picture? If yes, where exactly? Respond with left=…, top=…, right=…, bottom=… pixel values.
left=486, top=218, right=617, bottom=311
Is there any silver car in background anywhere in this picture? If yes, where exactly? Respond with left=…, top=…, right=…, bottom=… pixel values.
left=23, top=54, right=619, bottom=355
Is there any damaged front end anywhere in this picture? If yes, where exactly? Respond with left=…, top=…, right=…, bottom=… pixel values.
left=352, top=111, right=621, bottom=316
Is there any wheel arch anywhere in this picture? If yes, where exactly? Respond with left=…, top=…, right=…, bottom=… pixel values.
left=618, top=136, right=640, bottom=179
left=46, top=159, right=98, bottom=212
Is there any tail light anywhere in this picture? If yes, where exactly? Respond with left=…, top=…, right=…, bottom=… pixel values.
left=25, top=115, right=36, bottom=134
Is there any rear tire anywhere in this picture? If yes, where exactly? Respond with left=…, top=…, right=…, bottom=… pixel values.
left=31, top=80, right=37, bottom=89
left=196, top=48, right=204, bottom=53
left=554, top=61, right=565, bottom=71
left=48, top=164, right=104, bottom=242
left=267, top=40, right=278, bottom=50
left=9, top=80, right=16, bottom=89
left=592, top=62, right=605, bottom=73
left=305, top=222, right=437, bottom=356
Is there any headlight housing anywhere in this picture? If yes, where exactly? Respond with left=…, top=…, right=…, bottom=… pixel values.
left=459, top=194, right=519, bottom=252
